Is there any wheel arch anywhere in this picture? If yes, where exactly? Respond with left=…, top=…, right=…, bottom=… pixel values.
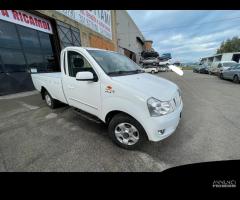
left=40, top=86, right=47, bottom=100
left=104, top=109, right=149, bottom=140
left=105, top=110, right=149, bottom=141
left=105, top=110, right=134, bottom=125
left=234, top=74, right=239, bottom=78
left=233, top=74, right=240, bottom=82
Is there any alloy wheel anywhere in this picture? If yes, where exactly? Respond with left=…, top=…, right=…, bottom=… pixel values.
left=45, top=94, right=52, bottom=106
left=114, top=123, right=139, bottom=145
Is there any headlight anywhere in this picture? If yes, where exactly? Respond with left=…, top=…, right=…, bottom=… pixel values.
left=147, top=97, right=174, bottom=117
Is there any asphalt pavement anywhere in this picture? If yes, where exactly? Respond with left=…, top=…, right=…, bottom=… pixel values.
left=0, top=70, right=239, bottom=171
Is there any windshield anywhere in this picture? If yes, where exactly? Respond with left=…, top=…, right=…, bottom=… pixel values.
left=222, top=62, right=236, bottom=67
left=230, top=64, right=240, bottom=69
left=87, top=50, right=143, bottom=76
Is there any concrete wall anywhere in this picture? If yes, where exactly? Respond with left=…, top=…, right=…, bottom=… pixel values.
left=36, top=10, right=118, bottom=51
left=116, top=10, right=145, bottom=63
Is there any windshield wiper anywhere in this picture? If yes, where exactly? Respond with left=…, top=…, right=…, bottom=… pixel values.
left=107, top=69, right=144, bottom=76
left=131, top=69, right=145, bottom=73
left=107, top=70, right=128, bottom=75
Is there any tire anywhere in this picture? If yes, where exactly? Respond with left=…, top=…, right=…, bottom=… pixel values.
left=233, top=75, right=239, bottom=83
left=44, top=90, right=57, bottom=109
left=108, top=113, right=147, bottom=150
left=151, top=70, right=155, bottom=74
left=219, top=73, right=223, bottom=79
left=209, top=71, right=212, bottom=75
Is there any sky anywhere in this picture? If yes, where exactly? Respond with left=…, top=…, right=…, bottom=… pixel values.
left=127, top=10, right=240, bottom=63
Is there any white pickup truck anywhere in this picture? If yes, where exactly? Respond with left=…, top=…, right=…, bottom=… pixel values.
left=31, top=47, right=183, bottom=150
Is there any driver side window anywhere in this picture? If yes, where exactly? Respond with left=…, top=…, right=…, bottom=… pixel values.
left=67, top=51, right=94, bottom=77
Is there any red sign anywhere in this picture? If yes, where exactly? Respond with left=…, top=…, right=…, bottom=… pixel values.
left=0, top=10, right=53, bottom=34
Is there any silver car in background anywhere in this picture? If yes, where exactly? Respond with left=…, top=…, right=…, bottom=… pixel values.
left=220, top=64, right=240, bottom=83
left=209, top=61, right=237, bottom=75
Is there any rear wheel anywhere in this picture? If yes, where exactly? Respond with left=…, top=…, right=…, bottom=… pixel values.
left=44, top=91, right=57, bottom=109
left=151, top=70, right=155, bottom=74
left=233, top=75, right=239, bottom=83
left=108, top=113, right=147, bottom=150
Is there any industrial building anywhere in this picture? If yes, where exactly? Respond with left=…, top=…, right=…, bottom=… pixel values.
left=0, top=10, right=118, bottom=95
left=116, top=10, right=145, bottom=64
left=0, top=10, right=147, bottom=96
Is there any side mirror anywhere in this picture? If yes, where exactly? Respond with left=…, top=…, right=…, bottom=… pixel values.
left=76, top=71, right=96, bottom=81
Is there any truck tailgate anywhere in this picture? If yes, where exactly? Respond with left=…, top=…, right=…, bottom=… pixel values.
left=31, top=72, right=68, bottom=104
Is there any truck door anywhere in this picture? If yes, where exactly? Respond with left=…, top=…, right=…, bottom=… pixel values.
left=62, top=50, right=101, bottom=117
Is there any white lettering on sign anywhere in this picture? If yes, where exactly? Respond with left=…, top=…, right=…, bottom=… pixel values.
left=57, top=10, right=112, bottom=40
left=0, top=10, right=53, bottom=34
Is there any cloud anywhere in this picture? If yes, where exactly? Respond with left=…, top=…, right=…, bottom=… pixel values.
left=127, top=10, right=240, bottom=62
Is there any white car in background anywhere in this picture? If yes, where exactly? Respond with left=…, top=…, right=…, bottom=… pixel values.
left=159, top=60, right=170, bottom=66
left=142, top=66, right=158, bottom=74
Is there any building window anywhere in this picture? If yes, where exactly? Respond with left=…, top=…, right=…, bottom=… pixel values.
left=18, top=26, right=42, bottom=53
left=56, top=20, right=81, bottom=48
left=39, top=32, right=57, bottom=72
left=0, top=48, right=27, bottom=73
left=0, top=19, right=57, bottom=74
left=0, top=20, right=21, bottom=49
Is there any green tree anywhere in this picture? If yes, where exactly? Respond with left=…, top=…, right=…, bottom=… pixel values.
left=217, top=36, right=240, bottom=54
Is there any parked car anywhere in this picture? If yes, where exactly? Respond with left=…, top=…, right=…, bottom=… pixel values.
left=142, top=65, right=158, bottom=74
left=218, top=61, right=237, bottom=74
left=173, top=62, right=181, bottom=66
left=199, top=64, right=209, bottom=74
left=209, top=61, right=237, bottom=75
left=31, top=47, right=183, bottom=150
left=140, top=57, right=160, bottom=66
left=158, top=66, right=168, bottom=72
left=159, top=60, right=170, bottom=66
left=159, top=53, right=172, bottom=61
left=220, top=64, right=240, bottom=83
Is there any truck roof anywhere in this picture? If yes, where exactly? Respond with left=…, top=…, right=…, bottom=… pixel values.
left=213, top=61, right=237, bottom=64
left=63, top=46, right=116, bottom=53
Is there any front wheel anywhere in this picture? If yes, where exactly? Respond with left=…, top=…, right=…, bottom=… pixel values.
left=108, top=114, right=147, bottom=150
left=151, top=70, right=155, bottom=74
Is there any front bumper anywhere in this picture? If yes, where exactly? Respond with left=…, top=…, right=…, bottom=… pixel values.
left=143, top=102, right=183, bottom=142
